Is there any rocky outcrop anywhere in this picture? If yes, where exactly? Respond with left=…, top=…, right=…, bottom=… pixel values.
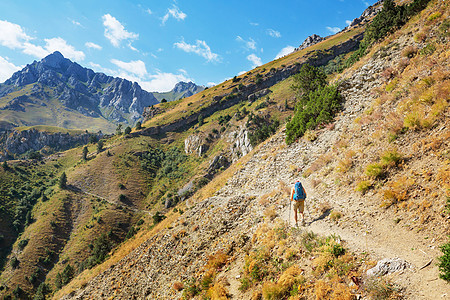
left=184, top=133, right=208, bottom=156
left=0, top=51, right=158, bottom=125
left=228, top=126, right=252, bottom=162
left=205, top=155, right=229, bottom=179
left=248, top=88, right=271, bottom=103
left=295, top=34, right=324, bottom=51
left=0, top=128, right=103, bottom=161
left=346, top=0, right=384, bottom=29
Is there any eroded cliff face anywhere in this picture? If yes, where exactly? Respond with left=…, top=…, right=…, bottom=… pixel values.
left=0, top=128, right=103, bottom=161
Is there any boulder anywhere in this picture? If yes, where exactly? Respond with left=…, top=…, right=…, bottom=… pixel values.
left=366, top=258, right=411, bottom=277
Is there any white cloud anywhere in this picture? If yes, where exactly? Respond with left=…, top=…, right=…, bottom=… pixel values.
left=111, top=59, right=147, bottom=77
left=345, top=20, right=352, bottom=26
left=0, top=20, right=32, bottom=49
left=89, top=61, right=190, bottom=93
left=206, top=82, right=216, bottom=87
left=22, top=42, right=48, bottom=58
left=102, top=14, right=138, bottom=47
left=0, top=20, right=85, bottom=60
left=275, top=45, right=295, bottom=59
left=0, top=56, right=21, bottom=83
left=250, top=22, right=259, bottom=26
left=146, top=8, right=153, bottom=15
left=247, top=54, right=262, bottom=68
left=267, top=29, right=281, bottom=38
left=144, top=72, right=190, bottom=92
left=236, top=36, right=256, bottom=51
left=326, top=26, right=341, bottom=34
left=174, top=39, right=219, bottom=62
left=71, top=19, right=83, bottom=27
left=44, top=37, right=85, bottom=61
left=85, top=42, right=102, bottom=50
left=238, top=70, right=247, bottom=76
left=162, top=5, right=187, bottom=24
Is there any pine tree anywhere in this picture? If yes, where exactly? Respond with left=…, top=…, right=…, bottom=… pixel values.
left=82, top=146, right=88, bottom=160
left=59, top=172, right=67, bottom=189
left=97, top=140, right=104, bottom=154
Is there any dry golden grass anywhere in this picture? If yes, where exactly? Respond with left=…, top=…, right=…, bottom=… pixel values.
left=264, top=205, right=278, bottom=221
left=303, top=154, right=334, bottom=177
left=208, top=280, right=229, bottom=300
left=329, top=211, right=342, bottom=222
left=55, top=209, right=181, bottom=299
left=205, top=250, right=228, bottom=272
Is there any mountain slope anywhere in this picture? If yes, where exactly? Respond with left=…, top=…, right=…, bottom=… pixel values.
left=0, top=0, right=448, bottom=299
left=53, top=1, right=449, bottom=299
left=0, top=52, right=158, bottom=132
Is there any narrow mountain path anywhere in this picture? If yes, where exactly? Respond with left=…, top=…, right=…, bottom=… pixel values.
left=218, top=127, right=449, bottom=299
left=67, top=184, right=151, bottom=215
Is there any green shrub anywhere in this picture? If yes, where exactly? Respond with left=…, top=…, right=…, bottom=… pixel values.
left=247, top=114, right=280, bottom=146
left=124, top=126, right=132, bottom=135
left=356, top=180, right=372, bottom=193
left=18, top=239, right=28, bottom=250
left=365, top=163, right=385, bottom=178
left=380, top=149, right=402, bottom=166
left=55, top=264, right=74, bottom=289
left=10, top=257, right=19, bottom=269
left=438, top=19, right=450, bottom=38
left=183, top=278, right=200, bottom=298
left=34, top=282, right=51, bottom=300
left=286, top=84, right=342, bottom=144
left=198, top=114, right=204, bottom=126
left=59, top=172, right=67, bottom=188
left=97, top=139, right=104, bottom=153
left=419, top=43, right=436, bottom=56
left=291, top=64, right=327, bottom=96
left=82, top=146, right=88, bottom=160
left=438, top=238, right=450, bottom=282
left=135, top=121, right=142, bottom=130
left=239, top=277, right=251, bottom=291
left=152, top=211, right=166, bottom=225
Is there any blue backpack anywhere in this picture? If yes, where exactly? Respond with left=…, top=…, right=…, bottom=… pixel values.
left=293, top=181, right=306, bottom=200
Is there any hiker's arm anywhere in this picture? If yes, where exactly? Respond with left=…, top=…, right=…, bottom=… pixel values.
left=303, top=187, right=307, bottom=198
left=290, top=188, right=294, bottom=201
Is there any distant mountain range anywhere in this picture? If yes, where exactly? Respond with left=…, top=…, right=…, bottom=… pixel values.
left=153, top=81, right=205, bottom=102
left=0, top=52, right=203, bottom=133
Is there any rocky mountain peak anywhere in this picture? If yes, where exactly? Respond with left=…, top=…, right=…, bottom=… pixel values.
left=295, top=34, right=324, bottom=51
left=40, top=51, right=66, bottom=69
left=173, top=81, right=198, bottom=93
left=0, top=52, right=158, bottom=128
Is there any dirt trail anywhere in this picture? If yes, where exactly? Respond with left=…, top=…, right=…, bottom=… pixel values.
left=279, top=179, right=448, bottom=299
left=216, top=125, right=449, bottom=299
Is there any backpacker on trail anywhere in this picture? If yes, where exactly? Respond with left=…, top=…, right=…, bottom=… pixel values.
left=290, top=180, right=307, bottom=226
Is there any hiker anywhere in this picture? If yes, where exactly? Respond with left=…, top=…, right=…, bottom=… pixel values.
left=291, top=180, right=307, bottom=226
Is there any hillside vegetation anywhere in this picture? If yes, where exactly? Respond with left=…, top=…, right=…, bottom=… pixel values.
left=0, top=0, right=448, bottom=299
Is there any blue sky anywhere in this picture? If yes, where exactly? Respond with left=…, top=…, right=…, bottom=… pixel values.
left=0, top=0, right=378, bottom=92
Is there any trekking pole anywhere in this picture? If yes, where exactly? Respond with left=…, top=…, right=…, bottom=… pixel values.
left=288, top=198, right=291, bottom=226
